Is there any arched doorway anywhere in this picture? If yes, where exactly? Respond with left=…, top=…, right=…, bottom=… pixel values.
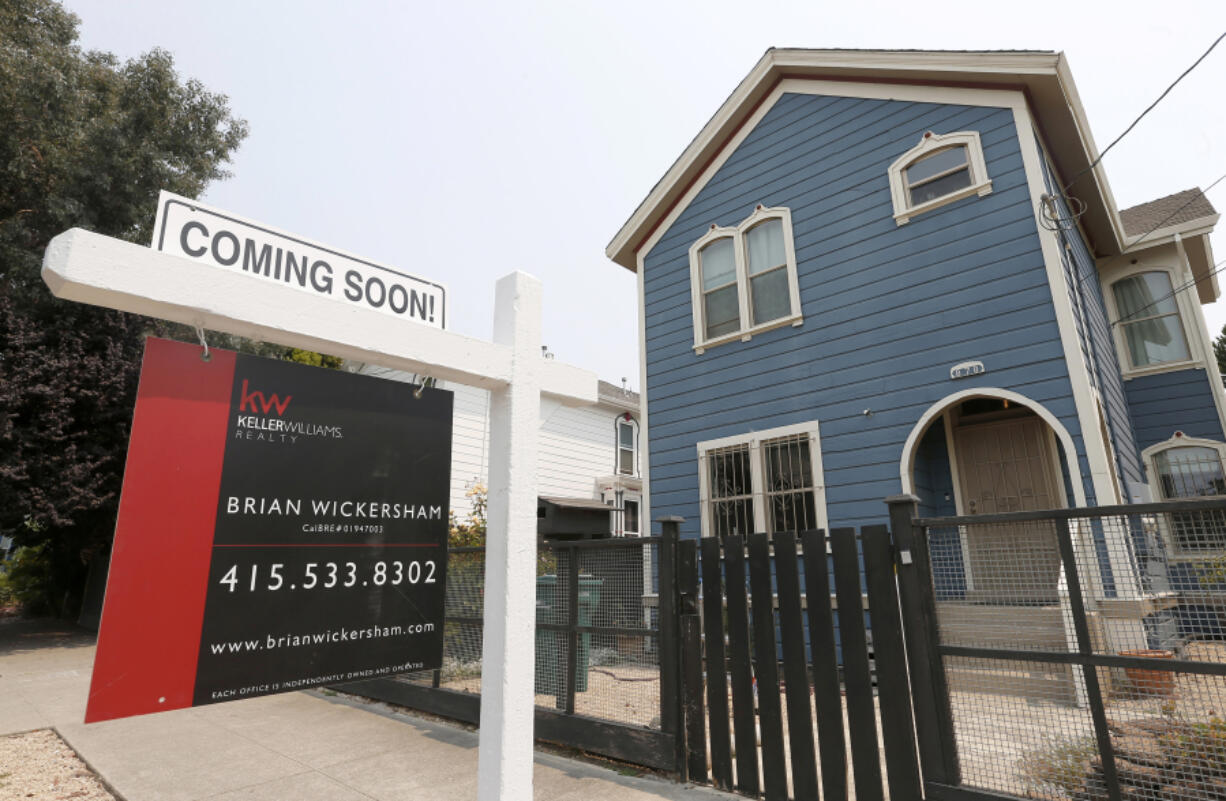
left=901, top=389, right=1085, bottom=605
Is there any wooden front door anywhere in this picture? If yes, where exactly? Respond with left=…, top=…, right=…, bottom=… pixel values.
left=954, top=415, right=1065, bottom=604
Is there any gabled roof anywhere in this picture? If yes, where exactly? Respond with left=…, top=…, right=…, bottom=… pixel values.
left=1119, top=188, right=1217, bottom=237
left=607, top=48, right=1129, bottom=270
left=1118, top=188, right=1220, bottom=303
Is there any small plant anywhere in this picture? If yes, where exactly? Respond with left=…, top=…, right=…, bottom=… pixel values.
left=441, top=657, right=483, bottom=681
left=449, top=483, right=488, bottom=548
left=1019, top=736, right=1097, bottom=798
left=1160, top=715, right=1226, bottom=778
left=0, top=545, right=60, bottom=616
left=588, top=647, right=620, bottom=667
left=1201, top=553, right=1226, bottom=587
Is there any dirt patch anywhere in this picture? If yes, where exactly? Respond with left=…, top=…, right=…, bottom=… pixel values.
left=0, top=729, right=116, bottom=801
left=440, top=662, right=661, bottom=727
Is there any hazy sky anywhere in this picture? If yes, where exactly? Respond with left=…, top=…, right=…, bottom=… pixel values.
left=66, top=0, right=1226, bottom=390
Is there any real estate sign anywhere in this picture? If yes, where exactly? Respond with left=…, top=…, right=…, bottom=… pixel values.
left=152, top=191, right=448, bottom=329
left=85, top=338, right=452, bottom=723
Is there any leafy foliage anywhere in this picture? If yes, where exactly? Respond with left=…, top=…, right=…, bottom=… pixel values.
left=0, top=544, right=66, bottom=616
left=448, top=483, right=488, bottom=548
left=1216, top=323, right=1226, bottom=378
left=447, top=482, right=555, bottom=572
left=0, top=1, right=252, bottom=614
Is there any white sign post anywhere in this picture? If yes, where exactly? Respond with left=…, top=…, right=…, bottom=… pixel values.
left=43, top=222, right=595, bottom=801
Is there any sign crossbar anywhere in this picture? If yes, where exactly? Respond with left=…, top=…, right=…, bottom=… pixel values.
left=43, top=228, right=596, bottom=405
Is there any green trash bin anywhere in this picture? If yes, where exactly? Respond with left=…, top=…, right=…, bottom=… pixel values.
left=574, top=575, right=603, bottom=693
left=534, top=574, right=558, bottom=695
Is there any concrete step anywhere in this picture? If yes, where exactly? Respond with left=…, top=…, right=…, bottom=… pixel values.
left=936, top=602, right=1068, bottom=650
left=945, top=661, right=1077, bottom=705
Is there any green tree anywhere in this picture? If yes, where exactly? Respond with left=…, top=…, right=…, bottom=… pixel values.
left=0, top=0, right=249, bottom=615
left=1215, top=323, right=1226, bottom=378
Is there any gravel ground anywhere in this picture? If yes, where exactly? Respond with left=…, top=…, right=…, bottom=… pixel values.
left=0, top=729, right=116, bottom=801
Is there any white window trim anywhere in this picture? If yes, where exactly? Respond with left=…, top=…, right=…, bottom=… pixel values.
left=1102, top=263, right=1203, bottom=379
left=688, top=205, right=803, bottom=354
left=616, top=416, right=639, bottom=477
left=621, top=493, right=642, bottom=536
left=888, top=131, right=993, bottom=225
left=1141, top=434, right=1226, bottom=557
left=695, top=420, right=828, bottom=538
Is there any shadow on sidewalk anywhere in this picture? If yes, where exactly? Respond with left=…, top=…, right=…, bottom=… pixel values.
left=0, top=614, right=96, bottom=658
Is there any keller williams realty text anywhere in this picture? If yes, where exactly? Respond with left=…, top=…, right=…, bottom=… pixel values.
left=235, top=414, right=342, bottom=441
left=225, top=496, right=444, bottom=520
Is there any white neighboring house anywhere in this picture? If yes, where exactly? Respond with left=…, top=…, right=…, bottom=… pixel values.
left=356, top=363, right=643, bottom=537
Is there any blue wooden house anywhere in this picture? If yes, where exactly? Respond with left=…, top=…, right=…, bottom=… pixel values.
left=606, top=50, right=1225, bottom=660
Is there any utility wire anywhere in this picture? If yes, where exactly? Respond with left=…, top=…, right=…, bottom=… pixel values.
left=1055, top=173, right=1224, bottom=320
left=1061, top=30, right=1226, bottom=195
left=1119, top=173, right=1226, bottom=254
left=1112, top=256, right=1226, bottom=328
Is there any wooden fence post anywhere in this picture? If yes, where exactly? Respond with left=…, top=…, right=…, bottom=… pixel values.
left=656, top=517, right=685, bottom=780
left=886, top=494, right=961, bottom=785
left=678, top=538, right=707, bottom=782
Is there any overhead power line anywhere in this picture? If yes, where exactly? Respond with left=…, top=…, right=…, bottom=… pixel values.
left=1046, top=172, right=1223, bottom=319
left=1119, top=173, right=1226, bottom=255
left=1061, top=30, right=1226, bottom=195
left=1112, top=256, right=1226, bottom=328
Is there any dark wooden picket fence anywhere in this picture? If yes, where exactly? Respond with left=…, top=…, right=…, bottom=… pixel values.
left=668, top=516, right=925, bottom=801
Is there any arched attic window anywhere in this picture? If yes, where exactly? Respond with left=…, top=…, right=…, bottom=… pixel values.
left=888, top=131, right=993, bottom=225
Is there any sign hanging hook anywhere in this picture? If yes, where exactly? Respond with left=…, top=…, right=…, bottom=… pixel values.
left=410, top=373, right=434, bottom=399
left=195, top=326, right=211, bottom=362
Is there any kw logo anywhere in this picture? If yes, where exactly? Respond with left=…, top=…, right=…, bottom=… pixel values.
left=239, top=379, right=292, bottom=416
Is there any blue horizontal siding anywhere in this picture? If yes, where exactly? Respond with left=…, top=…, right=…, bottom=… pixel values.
left=640, top=91, right=1088, bottom=537
left=1125, top=369, right=1224, bottom=451
left=1034, top=139, right=1144, bottom=496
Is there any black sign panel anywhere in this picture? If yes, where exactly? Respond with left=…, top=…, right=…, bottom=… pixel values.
left=192, top=353, right=452, bottom=705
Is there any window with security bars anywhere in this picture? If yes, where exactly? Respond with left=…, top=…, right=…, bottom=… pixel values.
left=699, top=422, right=825, bottom=539
left=763, top=434, right=817, bottom=533
left=1154, top=445, right=1226, bottom=550
left=707, top=444, right=755, bottom=538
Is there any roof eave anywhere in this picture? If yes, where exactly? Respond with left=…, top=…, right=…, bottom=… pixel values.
left=1123, top=216, right=1220, bottom=252
left=1187, top=233, right=1220, bottom=304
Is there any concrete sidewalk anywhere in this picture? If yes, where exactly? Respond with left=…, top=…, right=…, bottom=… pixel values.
left=0, top=617, right=730, bottom=800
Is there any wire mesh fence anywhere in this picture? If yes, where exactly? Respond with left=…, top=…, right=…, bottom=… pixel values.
left=394, top=538, right=663, bottom=730
left=921, top=501, right=1226, bottom=801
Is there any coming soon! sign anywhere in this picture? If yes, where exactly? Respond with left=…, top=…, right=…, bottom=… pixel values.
left=85, top=338, right=452, bottom=723
left=153, top=191, right=447, bottom=329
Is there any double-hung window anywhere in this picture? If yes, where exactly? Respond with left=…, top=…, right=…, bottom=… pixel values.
left=689, top=206, right=802, bottom=352
left=616, top=417, right=638, bottom=476
left=1111, top=271, right=1192, bottom=370
left=698, top=237, right=740, bottom=339
left=888, top=131, right=992, bottom=225
left=697, top=421, right=827, bottom=539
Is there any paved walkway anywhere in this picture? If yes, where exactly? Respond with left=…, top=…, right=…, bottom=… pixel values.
left=0, top=617, right=731, bottom=800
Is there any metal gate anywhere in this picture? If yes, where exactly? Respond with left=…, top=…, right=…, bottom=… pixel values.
left=900, top=499, right=1226, bottom=801
left=340, top=536, right=678, bottom=769
left=668, top=512, right=925, bottom=801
